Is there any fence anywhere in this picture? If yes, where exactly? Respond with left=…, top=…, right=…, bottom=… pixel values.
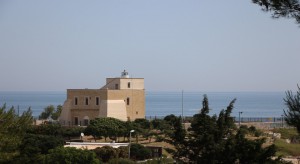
left=145, top=116, right=285, bottom=123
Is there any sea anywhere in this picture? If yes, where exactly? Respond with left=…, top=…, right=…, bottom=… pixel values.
left=0, top=91, right=287, bottom=119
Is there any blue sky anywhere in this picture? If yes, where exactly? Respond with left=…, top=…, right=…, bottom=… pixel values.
left=0, top=0, right=299, bottom=92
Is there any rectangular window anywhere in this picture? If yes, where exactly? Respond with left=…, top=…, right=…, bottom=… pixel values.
left=96, top=97, right=99, bottom=105
left=128, top=82, right=131, bottom=88
left=74, top=117, right=78, bottom=125
left=84, top=119, right=89, bottom=126
left=115, top=84, right=119, bottom=89
left=85, top=97, right=89, bottom=105
left=74, top=97, right=78, bottom=105
left=127, top=97, right=130, bottom=105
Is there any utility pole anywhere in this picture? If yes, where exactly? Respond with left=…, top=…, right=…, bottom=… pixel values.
left=181, top=90, right=184, bottom=123
left=239, top=112, right=243, bottom=127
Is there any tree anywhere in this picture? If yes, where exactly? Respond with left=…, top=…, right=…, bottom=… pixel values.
left=17, top=134, right=64, bottom=163
left=164, top=114, right=178, bottom=127
left=29, top=124, right=63, bottom=137
left=51, top=105, right=63, bottom=120
left=129, top=143, right=151, bottom=160
left=93, top=146, right=118, bottom=163
left=39, top=105, right=55, bottom=119
left=0, top=104, right=33, bottom=163
left=252, top=0, right=300, bottom=24
left=284, top=85, right=300, bottom=133
left=84, top=117, right=126, bottom=141
left=171, top=116, right=186, bottom=144
left=38, top=105, right=62, bottom=120
left=46, top=147, right=99, bottom=164
left=62, top=126, right=85, bottom=140
left=175, top=95, right=281, bottom=163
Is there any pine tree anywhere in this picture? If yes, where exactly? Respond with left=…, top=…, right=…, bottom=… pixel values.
left=284, top=85, right=300, bottom=133
left=175, top=95, right=281, bottom=163
left=0, top=104, right=33, bottom=163
left=252, top=0, right=300, bottom=24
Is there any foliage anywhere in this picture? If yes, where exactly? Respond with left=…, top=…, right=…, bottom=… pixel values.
left=273, top=128, right=299, bottom=139
left=0, top=104, right=33, bottom=163
left=163, top=114, right=178, bottom=127
left=85, top=117, right=126, bottom=141
left=46, top=147, right=99, bottom=164
left=274, top=139, right=300, bottom=156
left=284, top=85, right=300, bottom=134
left=17, top=133, right=64, bottom=163
left=93, top=146, right=118, bottom=163
left=62, top=126, right=85, bottom=140
left=116, top=146, right=129, bottom=159
left=252, top=0, right=300, bottom=24
left=93, top=146, right=129, bottom=163
left=175, top=95, right=281, bottom=163
left=151, top=119, right=172, bottom=131
left=130, top=143, right=151, bottom=160
left=142, top=157, right=174, bottom=164
left=134, top=118, right=150, bottom=129
left=170, top=116, right=186, bottom=144
left=28, top=124, right=63, bottom=136
left=108, top=158, right=135, bottom=164
left=51, top=105, right=63, bottom=120
left=38, top=105, right=62, bottom=120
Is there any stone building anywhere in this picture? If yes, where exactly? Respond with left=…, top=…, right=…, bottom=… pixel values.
left=59, top=70, right=145, bottom=126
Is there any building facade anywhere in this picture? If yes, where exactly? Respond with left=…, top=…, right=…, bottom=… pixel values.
left=59, top=70, right=145, bottom=126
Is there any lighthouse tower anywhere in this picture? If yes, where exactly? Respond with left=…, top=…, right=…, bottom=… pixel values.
left=121, top=70, right=129, bottom=78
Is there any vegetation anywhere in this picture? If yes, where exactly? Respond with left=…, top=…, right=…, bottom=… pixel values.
left=46, top=147, right=99, bottom=164
left=129, top=143, right=151, bottom=161
left=108, top=158, right=135, bottom=164
left=84, top=117, right=128, bottom=142
left=275, top=139, right=300, bottom=156
left=2, top=95, right=300, bottom=163
left=16, top=134, right=64, bottom=163
left=284, top=85, right=300, bottom=134
left=174, top=95, right=281, bottom=163
left=272, top=128, right=300, bottom=157
left=273, top=128, right=299, bottom=139
left=252, top=0, right=300, bottom=24
left=93, top=146, right=120, bottom=163
left=38, top=105, right=62, bottom=120
left=0, top=104, right=33, bottom=163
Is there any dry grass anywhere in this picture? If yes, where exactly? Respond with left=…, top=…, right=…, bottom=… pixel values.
left=275, top=139, right=300, bottom=157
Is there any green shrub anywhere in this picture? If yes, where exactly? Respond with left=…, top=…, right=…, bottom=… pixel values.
left=93, top=146, right=118, bottom=163
left=108, top=158, right=135, bottom=164
left=130, top=143, right=151, bottom=160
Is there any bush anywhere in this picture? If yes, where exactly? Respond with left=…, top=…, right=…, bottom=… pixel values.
left=155, top=135, right=164, bottom=142
left=108, top=158, right=135, bottom=164
left=130, top=143, right=151, bottom=160
left=117, top=146, right=128, bottom=158
left=93, top=146, right=118, bottom=163
left=46, top=147, right=99, bottom=164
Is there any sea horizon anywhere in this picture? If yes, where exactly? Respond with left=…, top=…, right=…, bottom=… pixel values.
left=0, top=91, right=288, bottom=119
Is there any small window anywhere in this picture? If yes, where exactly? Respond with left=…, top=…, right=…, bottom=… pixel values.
left=115, top=84, right=119, bottom=89
left=128, top=82, right=131, bottom=88
left=85, top=97, right=89, bottom=105
left=127, top=97, right=130, bottom=105
left=75, top=97, right=78, bottom=105
left=74, top=117, right=79, bottom=125
left=136, top=111, right=138, bottom=115
left=96, top=97, right=99, bottom=105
